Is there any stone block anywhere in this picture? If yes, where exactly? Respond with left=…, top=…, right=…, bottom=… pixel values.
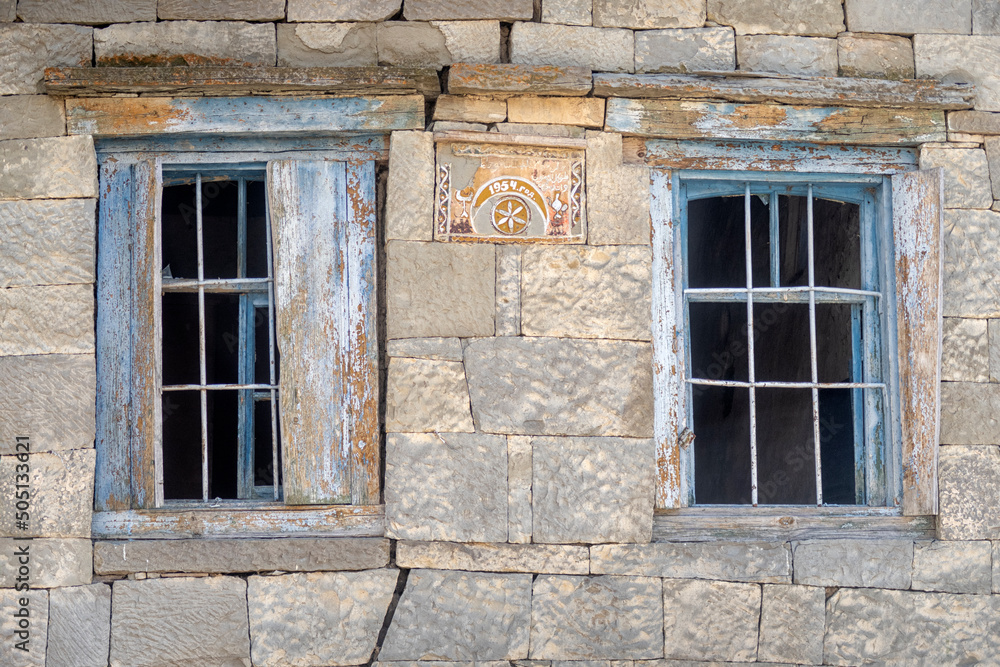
left=430, top=121, right=488, bottom=132
left=17, top=0, right=154, bottom=23
left=381, top=569, right=531, bottom=660
left=94, top=21, right=276, bottom=67
left=0, top=355, right=95, bottom=455
left=521, top=245, right=652, bottom=340
left=662, top=578, right=760, bottom=662
left=387, top=337, right=464, bottom=361
left=586, top=131, right=651, bottom=245
left=507, top=435, right=532, bottom=543
left=404, top=0, right=533, bottom=20
left=944, top=208, right=1000, bottom=317
left=111, top=577, right=250, bottom=667
left=975, top=0, right=1000, bottom=33
left=465, top=337, right=653, bottom=437
left=276, top=23, right=376, bottom=67
left=495, top=122, right=587, bottom=138
left=543, top=0, right=592, bottom=25
left=386, top=131, right=434, bottom=241
left=950, top=109, right=1000, bottom=134
left=0, top=199, right=95, bottom=289
left=0, top=449, right=94, bottom=538
left=590, top=542, right=791, bottom=582
left=94, top=538, right=390, bottom=574
left=0, top=538, right=90, bottom=588
left=532, top=436, right=654, bottom=544
left=919, top=146, right=992, bottom=208
left=0, top=285, right=94, bottom=356
left=159, top=0, right=285, bottom=20
left=530, top=575, right=663, bottom=660
left=0, top=136, right=97, bottom=200
left=635, top=27, right=736, bottom=73
left=708, top=0, right=845, bottom=36
left=594, top=0, right=705, bottom=28
left=942, top=318, right=989, bottom=382
left=846, top=0, right=972, bottom=34
left=838, top=32, right=915, bottom=79
left=506, top=96, right=605, bottom=127
left=983, top=136, right=1000, bottom=199
left=248, top=569, right=397, bottom=667
left=385, top=432, right=508, bottom=542
left=991, top=319, right=1000, bottom=382
left=433, top=95, right=507, bottom=123
left=396, top=541, right=589, bottom=574
left=377, top=20, right=500, bottom=67
left=0, top=0, right=12, bottom=21
left=447, top=62, right=595, bottom=97
left=737, top=35, right=838, bottom=76
left=496, top=245, right=522, bottom=337
left=942, top=382, right=1000, bottom=444
left=911, top=540, right=992, bottom=594
left=511, top=23, right=634, bottom=73
left=0, top=24, right=91, bottom=95
left=939, top=445, right=1000, bottom=539
left=757, top=584, right=824, bottom=665
left=794, top=539, right=912, bottom=588
left=916, top=35, right=1000, bottom=112
left=0, top=589, right=47, bottom=667
left=288, top=0, right=399, bottom=21
left=387, top=241, right=495, bottom=338
left=386, top=358, right=474, bottom=433
left=0, top=96, right=65, bottom=141
left=47, top=584, right=111, bottom=667
left=994, top=541, right=1000, bottom=592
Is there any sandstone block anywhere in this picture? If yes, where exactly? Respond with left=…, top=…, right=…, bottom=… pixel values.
left=288, top=0, right=399, bottom=21
left=387, top=337, right=464, bottom=361
left=0, top=136, right=97, bottom=200
left=636, top=27, right=736, bottom=73
left=949, top=109, right=1000, bottom=134
left=47, top=584, right=111, bottom=667
left=942, top=318, right=989, bottom=382
left=994, top=540, right=1000, bottom=592
left=662, top=578, right=760, bottom=662
left=0, top=199, right=95, bottom=289
left=249, top=569, right=397, bottom=667
left=846, top=0, right=972, bottom=34
left=377, top=21, right=500, bottom=67
left=387, top=241, right=495, bottom=338
left=919, top=146, right=992, bottom=208
left=590, top=542, right=791, bottom=582
left=944, top=208, right=1000, bottom=317
left=0, top=285, right=94, bottom=356
left=94, top=21, right=276, bottom=67
left=838, top=32, right=915, bottom=79
left=386, top=358, right=474, bottom=433
left=942, top=382, right=1000, bottom=444
left=495, top=122, right=587, bottom=138
left=511, top=23, right=634, bottom=73
left=758, top=584, right=824, bottom=665
left=447, top=63, right=594, bottom=96
left=0, top=96, right=65, bottom=141
left=0, top=0, right=12, bottom=21
left=111, top=577, right=250, bottom=667
left=939, top=445, right=1000, bottom=539
left=911, top=540, right=992, bottom=594
left=708, top=0, right=845, bottom=36
left=17, top=0, right=154, bottom=23
left=159, top=0, right=285, bottom=20
left=0, top=24, right=91, bottom=95
left=506, top=96, right=605, bottom=127
left=794, top=539, right=912, bottom=588
left=496, top=245, right=522, bottom=337
left=507, top=435, right=532, bottom=542
left=429, top=121, right=488, bottom=132
left=983, top=136, right=1000, bottom=199
left=386, top=131, right=435, bottom=241
left=737, top=35, right=838, bottom=76
left=586, top=131, right=651, bottom=245
left=975, top=0, right=1000, bottom=34
left=433, top=95, right=507, bottom=123
left=277, top=23, right=376, bottom=67
left=396, top=541, right=589, bottom=574
left=543, top=0, right=592, bottom=25
left=0, top=538, right=90, bottom=588
left=385, top=432, right=508, bottom=542
left=594, top=0, right=705, bottom=28
left=916, top=35, right=1000, bottom=112
left=0, top=589, right=47, bottom=667
left=531, top=575, right=663, bottom=659
left=991, top=319, right=1000, bottom=382
left=0, top=449, right=94, bottom=538
left=381, top=569, right=531, bottom=660
left=404, top=0, right=533, bottom=20
left=464, top=337, right=654, bottom=437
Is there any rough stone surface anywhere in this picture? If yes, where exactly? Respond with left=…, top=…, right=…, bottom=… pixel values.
left=377, top=21, right=500, bottom=67
left=95, top=538, right=390, bottom=574
left=0, top=285, right=94, bottom=356
left=950, top=109, right=1000, bottom=134
left=159, top=0, right=286, bottom=20
left=939, top=445, right=1000, bottom=539
left=386, top=358, right=474, bottom=433
left=838, top=32, right=915, bottom=79
left=17, top=0, right=155, bottom=23
left=983, top=137, right=1000, bottom=199
left=465, top=337, right=653, bottom=437
left=0, top=0, right=12, bottom=21
left=920, top=146, right=992, bottom=209
left=975, top=0, right=1000, bottom=33
left=277, top=23, right=377, bottom=67
left=0, top=199, right=95, bottom=289
left=794, top=539, right=913, bottom=588
left=111, top=577, right=250, bottom=667
left=992, top=320, right=1000, bottom=382
left=994, top=541, right=1000, bottom=592
left=944, top=208, right=1000, bottom=317
left=288, top=0, right=399, bottom=21
left=0, top=538, right=90, bottom=588
left=381, top=569, right=531, bottom=660
left=0, top=136, right=97, bottom=200
left=758, top=584, right=825, bottom=665
left=385, top=432, right=508, bottom=542
left=48, top=585, right=110, bottom=667
left=506, top=96, right=606, bottom=127
left=507, top=435, right=532, bottom=543
left=495, top=122, right=587, bottom=138
left=942, top=318, right=989, bottom=382
left=530, top=575, right=663, bottom=660
left=94, top=21, right=276, bottom=67
left=496, top=245, right=522, bottom=337
left=847, top=0, right=972, bottom=34
left=737, top=35, right=838, bottom=76
left=387, top=131, right=434, bottom=241
left=0, top=449, right=94, bottom=538
left=662, top=579, right=760, bottom=662
left=396, top=541, right=589, bottom=574
left=911, top=540, right=992, bottom=594
left=433, top=95, right=507, bottom=123
left=387, top=337, right=464, bottom=361
left=248, top=569, right=397, bottom=667
left=543, top=0, right=592, bottom=25
left=916, top=35, right=1000, bottom=112
left=0, top=24, right=91, bottom=95
left=708, top=0, right=845, bottom=36
left=532, top=436, right=654, bottom=544
left=521, top=245, right=652, bottom=340
left=590, top=542, right=791, bottom=582
left=587, top=131, right=651, bottom=245
left=511, top=23, right=634, bottom=73
left=0, top=589, right=47, bottom=667
left=387, top=241, right=495, bottom=338
left=594, top=0, right=705, bottom=28
left=0, top=355, right=95, bottom=455
left=429, top=121, right=487, bottom=132
left=941, top=382, right=1000, bottom=444
left=0, top=96, right=66, bottom=141
left=636, top=27, right=736, bottom=73
left=404, top=0, right=533, bottom=20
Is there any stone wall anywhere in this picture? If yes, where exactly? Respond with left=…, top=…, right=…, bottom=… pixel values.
left=3, top=0, right=1000, bottom=665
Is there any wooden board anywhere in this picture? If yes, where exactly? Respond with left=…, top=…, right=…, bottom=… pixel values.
left=447, top=63, right=593, bottom=97
left=605, top=98, right=946, bottom=146
left=96, top=134, right=388, bottom=161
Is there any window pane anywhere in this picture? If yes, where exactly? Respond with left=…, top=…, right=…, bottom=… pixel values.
left=689, top=302, right=749, bottom=383
left=254, top=399, right=281, bottom=488
left=161, top=391, right=201, bottom=500
left=693, top=386, right=751, bottom=504
left=756, top=388, right=816, bottom=504
left=687, top=196, right=747, bottom=289
left=201, top=180, right=240, bottom=280
left=753, top=303, right=811, bottom=383
left=207, top=390, right=239, bottom=499
left=779, top=195, right=861, bottom=289
left=820, top=387, right=858, bottom=505
left=162, top=293, right=200, bottom=386
left=161, top=183, right=198, bottom=279
left=254, top=305, right=277, bottom=385
left=817, top=303, right=855, bottom=384
left=246, top=180, right=269, bottom=278
left=204, top=294, right=241, bottom=385
left=750, top=193, right=770, bottom=288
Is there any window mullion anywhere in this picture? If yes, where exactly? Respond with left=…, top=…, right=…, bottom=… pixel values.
left=264, top=184, right=280, bottom=502
left=769, top=189, right=779, bottom=288
left=806, top=184, right=824, bottom=506
left=196, top=173, right=209, bottom=503
left=744, top=183, right=759, bottom=507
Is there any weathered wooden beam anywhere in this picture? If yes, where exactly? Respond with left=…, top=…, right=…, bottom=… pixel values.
left=67, top=95, right=425, bottom=136
left=594, top=73, right=974, bottom=110
left=605, top=98, right=946, bottom=146
left=46, top=66, right=441, bottom=98
left=447, top=63, right=593, bottom=97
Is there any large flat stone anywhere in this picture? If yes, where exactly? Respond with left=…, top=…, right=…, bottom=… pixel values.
left=17, top=0, right=154, bottom=23
left=944, top=208, right=1000, bottom=317
left=387, top=337, right=464, bottom=361
left=159, top=0, right=286, bottom=20
left=636, top=27, right=736, bottom=73
left=586, top=131, right=651, bottom=245
left=846, top=0, right=972, bottom=34
left=938, top=445, right=1000, bottom=540
left=0, top=24, right=92, bottom=95
left=0, top=96, right=66, bottom=141
left=377, top=21, right=500, bottom=67
left=590, top=542, right=791, bottom=582
left=381, top=569, right=531, bottom=660
left=288, top=0, right=398, bottom=21
left=248, top=569, right=397, bottom=667
left=911, top=540, right=992, bottom=594
left=386, top=131, right=434, bottom=241
left=0, top=449, right=94, bottom=538
left=507, top=435, right=531, bottom=542
left=386, top=358, right=474, bottom=433
left=446, top=63, right=594, bottom=96
left=397, top=541, right=590, bottom=574
left=95, top=538, right=389, bottom=574
left=0, top=538, right=90, bottom=588
left=976, top=0, right=1000, bottom=33
left=543, top=0, right=592, bottom=25
left=385, top=432, right=508, bottom=542
left=0, top=136, right=97, bottom=200
left=0, top=285, right=94, bottom=356
left=793, top=539, right=913, bottom=588
left=464, top=337, right=653, bottom=437
left=838, top=32, right=915, bottom=79
left=532, top=436, right=654, bottom=544
left=758, top=584, right=825, bottom=665
left=387, top=241, right=495, bottom=338
left=110, top=577, right=250, bottom=667
left=941, top=318, right=989, bottom=382
left=919, top=146, right=992, bottom=209
left=404, top=0, right=533, bottom=20
left=0, top=199, right=95, bottom=289
left=94, top=21, right=276, bottom=67
left=942, top=382, right=1000, bottom=444
left=737, top=35, right=838, bottom=76
left=0, top=589, right=47, bottom=667
left=594, top=0, right=705, bottom=28
left=530, top=575, right=663, bottom=660
left=277, top=23, right=377, bottom=67
left=47, top=584, right=111, bottom=667
left=916, top=35, right=1000, bottom=112
left=663, top=579, right=761, bottom=662
left=511, top=23, right=634, bottom=73
left=708, top=0, right=845, bottom=36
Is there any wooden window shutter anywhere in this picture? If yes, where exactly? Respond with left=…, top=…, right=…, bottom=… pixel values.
left=267, top=160, right=379, bottom=505
left=892, top=168, right=944, bottom=516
